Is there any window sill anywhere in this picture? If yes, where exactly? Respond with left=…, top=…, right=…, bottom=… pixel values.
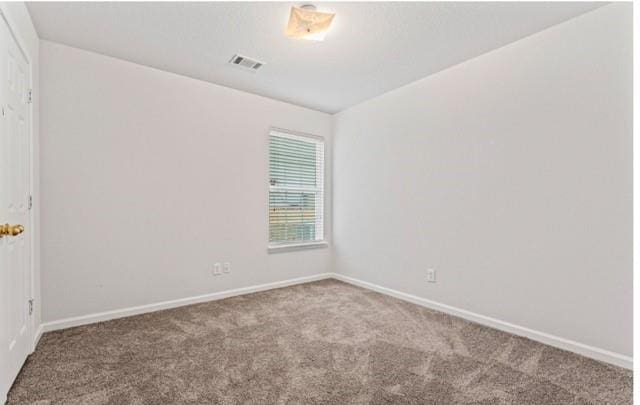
left=268, top=241, right=329, bottom=254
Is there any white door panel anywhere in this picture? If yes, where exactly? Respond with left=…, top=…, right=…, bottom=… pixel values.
left=0, top=16, right=31, bottom=402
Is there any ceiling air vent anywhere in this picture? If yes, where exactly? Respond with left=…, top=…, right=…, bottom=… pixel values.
left=229, top=54, right=264, bottom=72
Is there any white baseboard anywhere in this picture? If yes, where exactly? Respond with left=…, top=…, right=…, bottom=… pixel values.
left=333, top=274, right=633, bottom=370
left=40, top=273, right=333, bottom=334
left=36, top=271, right=632, bottom=370
left=32, top=323, right=44, bottom=352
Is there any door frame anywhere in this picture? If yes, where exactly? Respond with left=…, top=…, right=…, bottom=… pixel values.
left=0, top=8, right=36, bottom=355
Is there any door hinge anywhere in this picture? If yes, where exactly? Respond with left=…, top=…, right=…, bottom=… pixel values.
left=28, top=195, right=33, bottom=210
left=26, top=89, right=32, bottom=104
left=28, top=299, right=33, bottom=316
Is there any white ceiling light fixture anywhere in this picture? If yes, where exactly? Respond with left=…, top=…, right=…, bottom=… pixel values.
left=286, top=5, right=335, bottom=41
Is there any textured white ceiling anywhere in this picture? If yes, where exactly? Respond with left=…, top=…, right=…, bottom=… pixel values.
left=27, top=2, right=605, bottom=113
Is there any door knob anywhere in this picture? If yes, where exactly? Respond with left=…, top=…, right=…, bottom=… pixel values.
left=0, top=224, right=24, bottom=237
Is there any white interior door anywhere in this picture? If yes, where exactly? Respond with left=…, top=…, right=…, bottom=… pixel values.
left=0, top=16, right=32, bottom=402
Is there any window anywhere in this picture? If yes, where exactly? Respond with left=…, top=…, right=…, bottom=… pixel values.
left=269, top=129, right=325, bottom=248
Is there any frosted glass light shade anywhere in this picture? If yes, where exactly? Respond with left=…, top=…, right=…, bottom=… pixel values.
left=286, top=6, right=335, bottom=41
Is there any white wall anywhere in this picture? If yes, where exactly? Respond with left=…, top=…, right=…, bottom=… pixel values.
left=40, top=40, right=332, bottom=322
left=333, top=3, right=632, bottom=358
left=0, top=1, right=40, bottom=345
left=39, top=2, right=632, bottom=364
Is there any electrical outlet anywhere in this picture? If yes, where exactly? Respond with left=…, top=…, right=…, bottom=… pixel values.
left=213, top=263, right=222, bottom=276
left=427, top=268, right=436, bottom=283
left=223, top=262, right=231, bottom=274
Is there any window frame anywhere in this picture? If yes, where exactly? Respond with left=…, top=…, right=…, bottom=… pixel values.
left=267, top=127, right=328, bottom=252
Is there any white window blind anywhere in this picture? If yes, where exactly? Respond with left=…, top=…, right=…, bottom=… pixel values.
left=269, top=130, right=324, bottom=246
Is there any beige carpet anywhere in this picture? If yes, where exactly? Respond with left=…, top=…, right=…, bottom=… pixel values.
left=7, top=279, right=632, bottom=404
